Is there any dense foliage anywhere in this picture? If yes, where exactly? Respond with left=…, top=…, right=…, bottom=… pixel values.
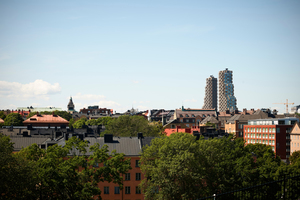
left=4, top=113, right=24, bottom=126
left=103, top=115, right=163, bottom=137
left=0, top=111, right=6, bottom=120
left=140, top=133, right=298, bottom=199
left=0, top=134, right=131, bottom=200
left=72, top=115, right=163, bottom=137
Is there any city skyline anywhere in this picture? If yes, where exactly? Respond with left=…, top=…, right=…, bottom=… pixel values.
left=0, top=0, right=299, bottom=113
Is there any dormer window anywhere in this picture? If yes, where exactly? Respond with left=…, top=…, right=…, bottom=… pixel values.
left=202, top=115, right=206, bottom=118
left=192, top=114, right=195, bottom=117
left=185, top=114, right=189, bottom=117
left=180, top=114, right=183, bottom=117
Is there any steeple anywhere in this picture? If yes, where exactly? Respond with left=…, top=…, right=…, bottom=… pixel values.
left=67, top=97, right=75, bottom=112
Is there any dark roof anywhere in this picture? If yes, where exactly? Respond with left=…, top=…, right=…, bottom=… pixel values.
left=58, top=136, right=142, bottom=156
left=140, top=137, right=157, bottom=148
left=10, top=137, right=51, bottom=151
left=200, top=116, right=219, bottom=124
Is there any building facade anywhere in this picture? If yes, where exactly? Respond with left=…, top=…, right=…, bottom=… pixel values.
left=202, top=75, right=218, bottom=110
left=244, top=117, right=299, bottom=161
left=290, top=122, right=300, bottom=154
left=218, top=68, right=237, bottom=112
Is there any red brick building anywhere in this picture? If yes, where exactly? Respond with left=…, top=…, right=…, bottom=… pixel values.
left=244, top=117, right=299, bottom=161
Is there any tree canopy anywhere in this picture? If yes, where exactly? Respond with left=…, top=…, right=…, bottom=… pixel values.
left=0, top=134, right=131, bottom=200
left=0, top=111, right=6, bottom=120
left=103, top=115, right=163, bottom=137
left=140, top=133, right=287, bottom=199
left=4, top=113, right=24, bottom=126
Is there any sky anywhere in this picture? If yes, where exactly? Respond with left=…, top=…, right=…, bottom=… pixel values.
left=0, top=0, right=299, bottom=114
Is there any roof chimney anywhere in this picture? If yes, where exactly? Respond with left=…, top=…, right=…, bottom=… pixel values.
left=137, top=132, right=143, bottom=139
left=104, top=134, right=113, bottom=143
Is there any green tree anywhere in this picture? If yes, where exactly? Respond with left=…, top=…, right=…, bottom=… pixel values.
left=17, top=136, right=131, bottom=200
left=73, top=118, right=87, bottom=129
left=0, top=134, right=37, bottom=199
left=69, top=118, right=75, bottom=128
left=4, top=113, right=24, bottom=126
left=290, top=150, right=300, bottom=165
left=140, top=133, right=284, bottom=199
left=0, top=111, right=6, bottom=120
left=104, top=115, right=162, bottom=137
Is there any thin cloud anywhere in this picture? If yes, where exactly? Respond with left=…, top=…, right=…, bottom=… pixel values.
left=0, top=54, right=11, bottom=61
left=70, top=93, right=121, bottom=110
left=0, top=80, right=61, bottom=100
left=150, top=25, right=215, bottom=35
left=72, top=93, right=106, bottom=100
left=184, top=98, right=198, bottom=103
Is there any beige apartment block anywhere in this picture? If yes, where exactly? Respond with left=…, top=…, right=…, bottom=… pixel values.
left=290, top=122, right=300, bottom=154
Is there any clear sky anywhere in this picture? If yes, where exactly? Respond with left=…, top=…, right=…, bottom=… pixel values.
left=0, top=0, right=299, bottom=114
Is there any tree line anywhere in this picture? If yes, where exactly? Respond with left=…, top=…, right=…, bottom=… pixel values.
left=0, top=134, right=131, bottom=200
left=140, top=133, right=300, bottom=199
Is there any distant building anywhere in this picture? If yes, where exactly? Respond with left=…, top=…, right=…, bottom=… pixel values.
left=290, top=122, right=300, bottom=154
left=202, top=75, right=218, bottom=110
left=244, top=117, right=299, bottom=161
left=218, top=68, right=237, bottom=112
left=80, top=107, right=113, bottom=115
left=173, top=106, right=217, bottom=128
left=291, top=105, right=300, bottom=113
left=23, top=114, right=69, bottom=127
left=11, top=109, right=31, bottom=118
left=67, top=97, right=75, bottom=113
left=17, top=106, right=62, bottom=112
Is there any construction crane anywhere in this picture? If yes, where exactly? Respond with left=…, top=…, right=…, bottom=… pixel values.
left=273, top=99, right=294, bottom=113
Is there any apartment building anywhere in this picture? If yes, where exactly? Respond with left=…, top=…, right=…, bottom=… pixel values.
left=218, top=68, right=237, bottom=112
left=244, top=117, right=299, bottom=161
left=290, top=122, right=300, bottom=154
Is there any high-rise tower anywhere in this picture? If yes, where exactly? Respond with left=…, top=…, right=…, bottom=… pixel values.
left=218, top=68, right=237, bottom=112
left=202, top=75, right=218, bottom=110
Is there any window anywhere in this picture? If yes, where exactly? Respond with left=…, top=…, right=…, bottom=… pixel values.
left=114, top=186, right=120, bottom=194
left=125, top=173, right=130, bottom=181
left=180, top=119, right=183, bottom=122
left=104, top=187, right=109, bottom=194
left=136, top=186, right=141, bottom=194
left=136, top=173, right=141, bottom=181
left=186, top=124, right=189, bottom=127
left=125, top=186, right=131, bottom=194
left=180, top=114, right=183, bottom=117
left=186, top=119, right=189, bottom=122
left=93, top=160, right=99, bottom=167
left=186, top=114, right=189, bottom=117
left=202, top=114, right=206, bottom=118
left=272, top=128, right=275, bottom=133
left=136, top=160, right=140, bottom=167
left=269, top=128, right=272, bottom=132
left=276, top=128, right=280, bottom=133
left=171, top=124, right=176, bottom=129
left=192, top=114, right=195, bottom=117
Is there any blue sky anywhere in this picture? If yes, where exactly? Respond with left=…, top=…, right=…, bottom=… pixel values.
left=0, top=0, right=299, bottom=113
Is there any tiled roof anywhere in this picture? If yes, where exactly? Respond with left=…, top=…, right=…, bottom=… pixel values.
left=24, top=114, right=69, bottom=124
left=200, top=116, right=219, bottom=124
